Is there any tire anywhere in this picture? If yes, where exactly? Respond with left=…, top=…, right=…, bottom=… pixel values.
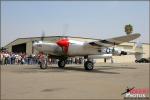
left=135, top=60, right=138, bottom=63
left=84, top=61, right=94, bottom=70
left=39, top=59, right=48, bottom=69
left=144, top=59, right=148, bottom=63
left=58, top=60, right=65, bottom=68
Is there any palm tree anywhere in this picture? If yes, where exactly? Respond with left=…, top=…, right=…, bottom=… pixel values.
left=125, top=24, right=133, bottom=35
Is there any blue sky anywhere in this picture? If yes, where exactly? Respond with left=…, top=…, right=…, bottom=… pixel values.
left=1, top=1, right=149, bottom=46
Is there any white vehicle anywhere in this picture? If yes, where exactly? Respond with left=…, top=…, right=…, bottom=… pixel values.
left=33, top=33, right=141, bottom=70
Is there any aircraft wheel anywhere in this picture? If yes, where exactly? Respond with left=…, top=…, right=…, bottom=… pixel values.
left=58, top=60, right=66, bottom=68
left=39, top=59, right=48, bottom=69
left=135, top=60, right=138, bottom=63
left=84, top=61, right=94, bottom=70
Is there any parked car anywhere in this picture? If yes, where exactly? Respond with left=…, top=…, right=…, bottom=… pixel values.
left=135, top=58, right=150, bottom=63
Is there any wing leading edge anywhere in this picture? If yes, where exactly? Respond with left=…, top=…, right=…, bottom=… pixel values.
left=86, top=33, right=141, bottom=48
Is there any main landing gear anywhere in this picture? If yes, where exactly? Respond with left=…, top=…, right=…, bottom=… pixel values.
left=84, top=56, right=94, bottom=70
left=39, top=59, right=66, bottom=69
left=58, top=60, right=66, bottom=68
left=84, top=60, right=94, bottom=70
left=57, top=60, right=94, bottom=70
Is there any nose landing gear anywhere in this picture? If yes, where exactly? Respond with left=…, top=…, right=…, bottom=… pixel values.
left=58, top=60, right=66, bottom=68
left=39, top=58, right=48, bottom=69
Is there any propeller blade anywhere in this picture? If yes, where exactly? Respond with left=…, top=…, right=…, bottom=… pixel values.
left=41, top=30, right=45, bottom=41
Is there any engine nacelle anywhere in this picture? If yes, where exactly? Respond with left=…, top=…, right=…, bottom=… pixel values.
left=101, top=47, right=128, bottom=56
left=110, top=48, right=127, bottom=56
left=89, top=54, right=112, bottom=59
left=113, top=50, right=127, bottom=56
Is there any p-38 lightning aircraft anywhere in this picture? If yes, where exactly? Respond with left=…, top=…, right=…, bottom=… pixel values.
left=33, top=33, right=141, bottom=70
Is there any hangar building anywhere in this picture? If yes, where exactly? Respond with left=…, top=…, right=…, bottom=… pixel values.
left=4, top=36, right=149, bottom=63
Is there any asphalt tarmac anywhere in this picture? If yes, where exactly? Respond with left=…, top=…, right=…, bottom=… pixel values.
left=1, top=63, right=149, bottom=99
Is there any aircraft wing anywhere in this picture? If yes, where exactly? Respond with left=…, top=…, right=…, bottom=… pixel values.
left=86, top=33, right=140, bottom=48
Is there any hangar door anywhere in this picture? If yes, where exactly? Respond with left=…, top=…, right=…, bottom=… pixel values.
left=12, top=43, right=26, bottom=53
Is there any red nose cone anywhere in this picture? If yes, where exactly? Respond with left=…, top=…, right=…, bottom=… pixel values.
left=56, top=38, right=69, bottom=47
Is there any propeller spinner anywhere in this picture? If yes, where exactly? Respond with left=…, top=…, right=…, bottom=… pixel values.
left=56, top=38, right=70, bottom=54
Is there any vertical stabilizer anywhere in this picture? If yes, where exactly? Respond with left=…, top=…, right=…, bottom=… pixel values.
left=134, top=42, right=143, bottom=60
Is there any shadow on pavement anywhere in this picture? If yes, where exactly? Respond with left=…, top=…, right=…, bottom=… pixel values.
left=96, top=66, right=136, bottom=70
left=14, top=65, right=121, bottom=74
left=41, top=88, right=65, bottom=92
